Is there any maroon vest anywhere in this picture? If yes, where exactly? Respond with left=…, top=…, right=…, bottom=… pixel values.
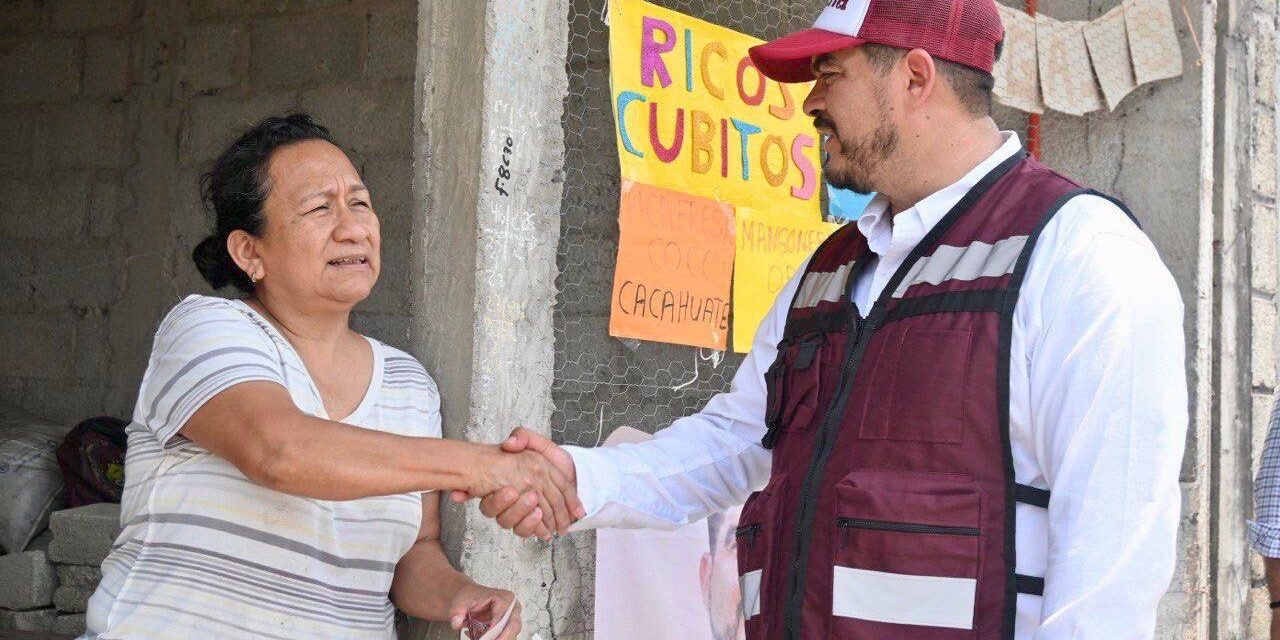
left=735, top=152, right=1137, bottom=640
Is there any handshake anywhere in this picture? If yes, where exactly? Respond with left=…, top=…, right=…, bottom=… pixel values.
left=449, top=427, right=584, bottom=541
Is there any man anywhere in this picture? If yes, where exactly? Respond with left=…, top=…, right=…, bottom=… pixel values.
left=701, top=508, right=746, bottom=640
left=462, top=0, right=1188, bottom=637
left=1251, top=393, right=1280, bottom=639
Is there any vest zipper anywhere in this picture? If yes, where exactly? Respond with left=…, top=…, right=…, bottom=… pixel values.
left=782, top=315, right=871, bottom=640
left=837, top=517, right=980, bottom=537
left=735, top=523, right=761, bottom=549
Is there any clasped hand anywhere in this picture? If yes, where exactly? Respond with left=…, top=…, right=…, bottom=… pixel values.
left=452, top=428, right=583, bottom=541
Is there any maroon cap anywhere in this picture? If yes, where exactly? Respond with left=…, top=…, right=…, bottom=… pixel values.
left=749, top=0, right=1006, bottom=83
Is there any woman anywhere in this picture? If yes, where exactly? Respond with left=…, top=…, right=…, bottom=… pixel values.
left=81, top=114, right=579, bottom=639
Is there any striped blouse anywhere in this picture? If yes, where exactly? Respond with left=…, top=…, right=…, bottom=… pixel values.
left=82, top=295, right=442, bottom=639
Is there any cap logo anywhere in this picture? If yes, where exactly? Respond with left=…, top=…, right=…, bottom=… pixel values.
left=813, top=0, right=871, bottom=37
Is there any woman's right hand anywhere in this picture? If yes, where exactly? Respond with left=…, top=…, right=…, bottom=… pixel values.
left=468, top=445, right=580, bottom=538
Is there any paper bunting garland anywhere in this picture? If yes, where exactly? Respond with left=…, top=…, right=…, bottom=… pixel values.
left=1084, top=6, right=1139, bottom=110
left=993, top=4, right=1044, bottom=114
left=1124, top=0, right=1184, bottom=85
left=993, top=0, right=1185, bottom=115
left=1036, top=15, right=1104, bottom=115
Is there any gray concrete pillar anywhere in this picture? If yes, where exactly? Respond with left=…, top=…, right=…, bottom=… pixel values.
left=407, top=0, right=586, bottom=638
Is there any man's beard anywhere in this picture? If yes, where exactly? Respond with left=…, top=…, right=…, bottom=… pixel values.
left=816, top=111, right=899, bottom=195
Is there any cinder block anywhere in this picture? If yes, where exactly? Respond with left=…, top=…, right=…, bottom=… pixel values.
left=182, top=92, right=300, bottom=164
left=51, top=0, right=136, bottom=32
left=286, top=0, right=355, bottom=11
left=1253, top=298, right=1278, bottom=389
left=1254, top=392, right=1275, bottom=474
left=1256, top=13, right=1276, bottom=107
left=30, top=238, right=123, bottom=311
left=74, top=313, right=111, bottom=379
left=250, top=15, right=361, bottom=87
left=1254, top=109, right=1277, bottom=198
left=0, top=314, right=74, bottom=379
left=0, top=173, right=90, bottom=240
left=1254, top=203, right=1278, bottom=295
left=89, top=178, right=131, bottom=239
left=0, top=39, right=81, bottom=105
left=52, top=612, right=87, bottom=636
left=17, top=378, right=114, bottom=429
left=0, top=607, right=56, bottom=632
left=0, top=107, right=35, bottom=174
left=53, top=586, right=91, bottom=614
left=56, top=565, right=102, bottom=589
left=0, top=550, right=56, bottom=610
left=0, top=1, right=48, bottom=35
left=297, top=82, right=412, bottom=157
left=43, top=102, right=131, bottom=169
left=190, top=0, right=285, bottom=21
left=83, top=35, right=131, bottom=97
left=0, top=244, right=33, bottom=312
left=48, top=503, right=122, bottom=566
left=367, top=7, right=416, bottom=81
left=186, top=24, right=246, bottom=92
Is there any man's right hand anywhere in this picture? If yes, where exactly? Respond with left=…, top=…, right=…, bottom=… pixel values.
left=451, top=427, right=583, bottom=539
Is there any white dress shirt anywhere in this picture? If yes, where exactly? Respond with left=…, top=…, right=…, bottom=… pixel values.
left=565, top=133, right=1188, bottom=639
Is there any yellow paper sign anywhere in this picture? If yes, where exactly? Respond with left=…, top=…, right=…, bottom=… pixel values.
left=732, top=206, right=843, bottom=353
left=608, top=0, right=822, bottom=215
left=609, top=182, right=737, bottom=350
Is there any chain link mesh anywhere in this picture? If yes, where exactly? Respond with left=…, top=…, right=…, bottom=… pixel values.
left=554, top=0, right=829, bottom=447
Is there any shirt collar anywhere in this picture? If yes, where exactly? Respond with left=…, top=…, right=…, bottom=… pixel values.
left=855, top=131, right=1023, bottom=259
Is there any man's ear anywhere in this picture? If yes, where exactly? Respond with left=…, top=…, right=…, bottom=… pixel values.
left=901, top=48, right=938, bottom=105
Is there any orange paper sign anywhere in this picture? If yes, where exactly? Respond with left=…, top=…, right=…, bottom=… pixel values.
left=609, top=182, right=736, bottom=349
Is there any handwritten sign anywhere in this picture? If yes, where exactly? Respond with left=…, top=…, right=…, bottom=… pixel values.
left=732, top=207, right=842, bottom=352
left=608, top=0, right=821, bottom=215
left=609, top=182, right=736, bottom=350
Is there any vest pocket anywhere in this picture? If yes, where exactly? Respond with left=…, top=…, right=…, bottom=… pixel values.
left=736, top=474, right=789, bottom=635
left=762, top=334, right=826, bottom=448
left=857, top=325, right=973, bottom=445
left=831, top=475, right=983, bottom=638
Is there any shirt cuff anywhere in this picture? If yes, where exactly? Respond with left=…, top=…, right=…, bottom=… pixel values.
left=564, top=444, right=622, bottom=532
left=1248, top=519, right=1280, bottom=558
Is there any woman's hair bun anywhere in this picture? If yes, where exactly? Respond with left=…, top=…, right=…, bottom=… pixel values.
left=192, top=235, right=234, bottom=290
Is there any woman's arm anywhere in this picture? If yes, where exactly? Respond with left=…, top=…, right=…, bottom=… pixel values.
left=391, top=492, right=522, bottom=638
left=180, top=380, right=579, bottom=534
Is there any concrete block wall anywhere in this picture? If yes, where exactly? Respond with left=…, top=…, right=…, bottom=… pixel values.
left=1248, top=0, right=1280, bottom=634
left=0, top=0, right=141, bottom=426
left=0, top=0, right=417, bottom=426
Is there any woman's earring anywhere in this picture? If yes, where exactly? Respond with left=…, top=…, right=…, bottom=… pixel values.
left=251, top=272, right=261, bottom=284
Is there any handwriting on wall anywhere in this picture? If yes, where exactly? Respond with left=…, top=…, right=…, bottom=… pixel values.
left=609, top=182, right=734, bottom=350
left=494, top=136, right=515, bottom=196
left=731, top=207, right=841, bottom=352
